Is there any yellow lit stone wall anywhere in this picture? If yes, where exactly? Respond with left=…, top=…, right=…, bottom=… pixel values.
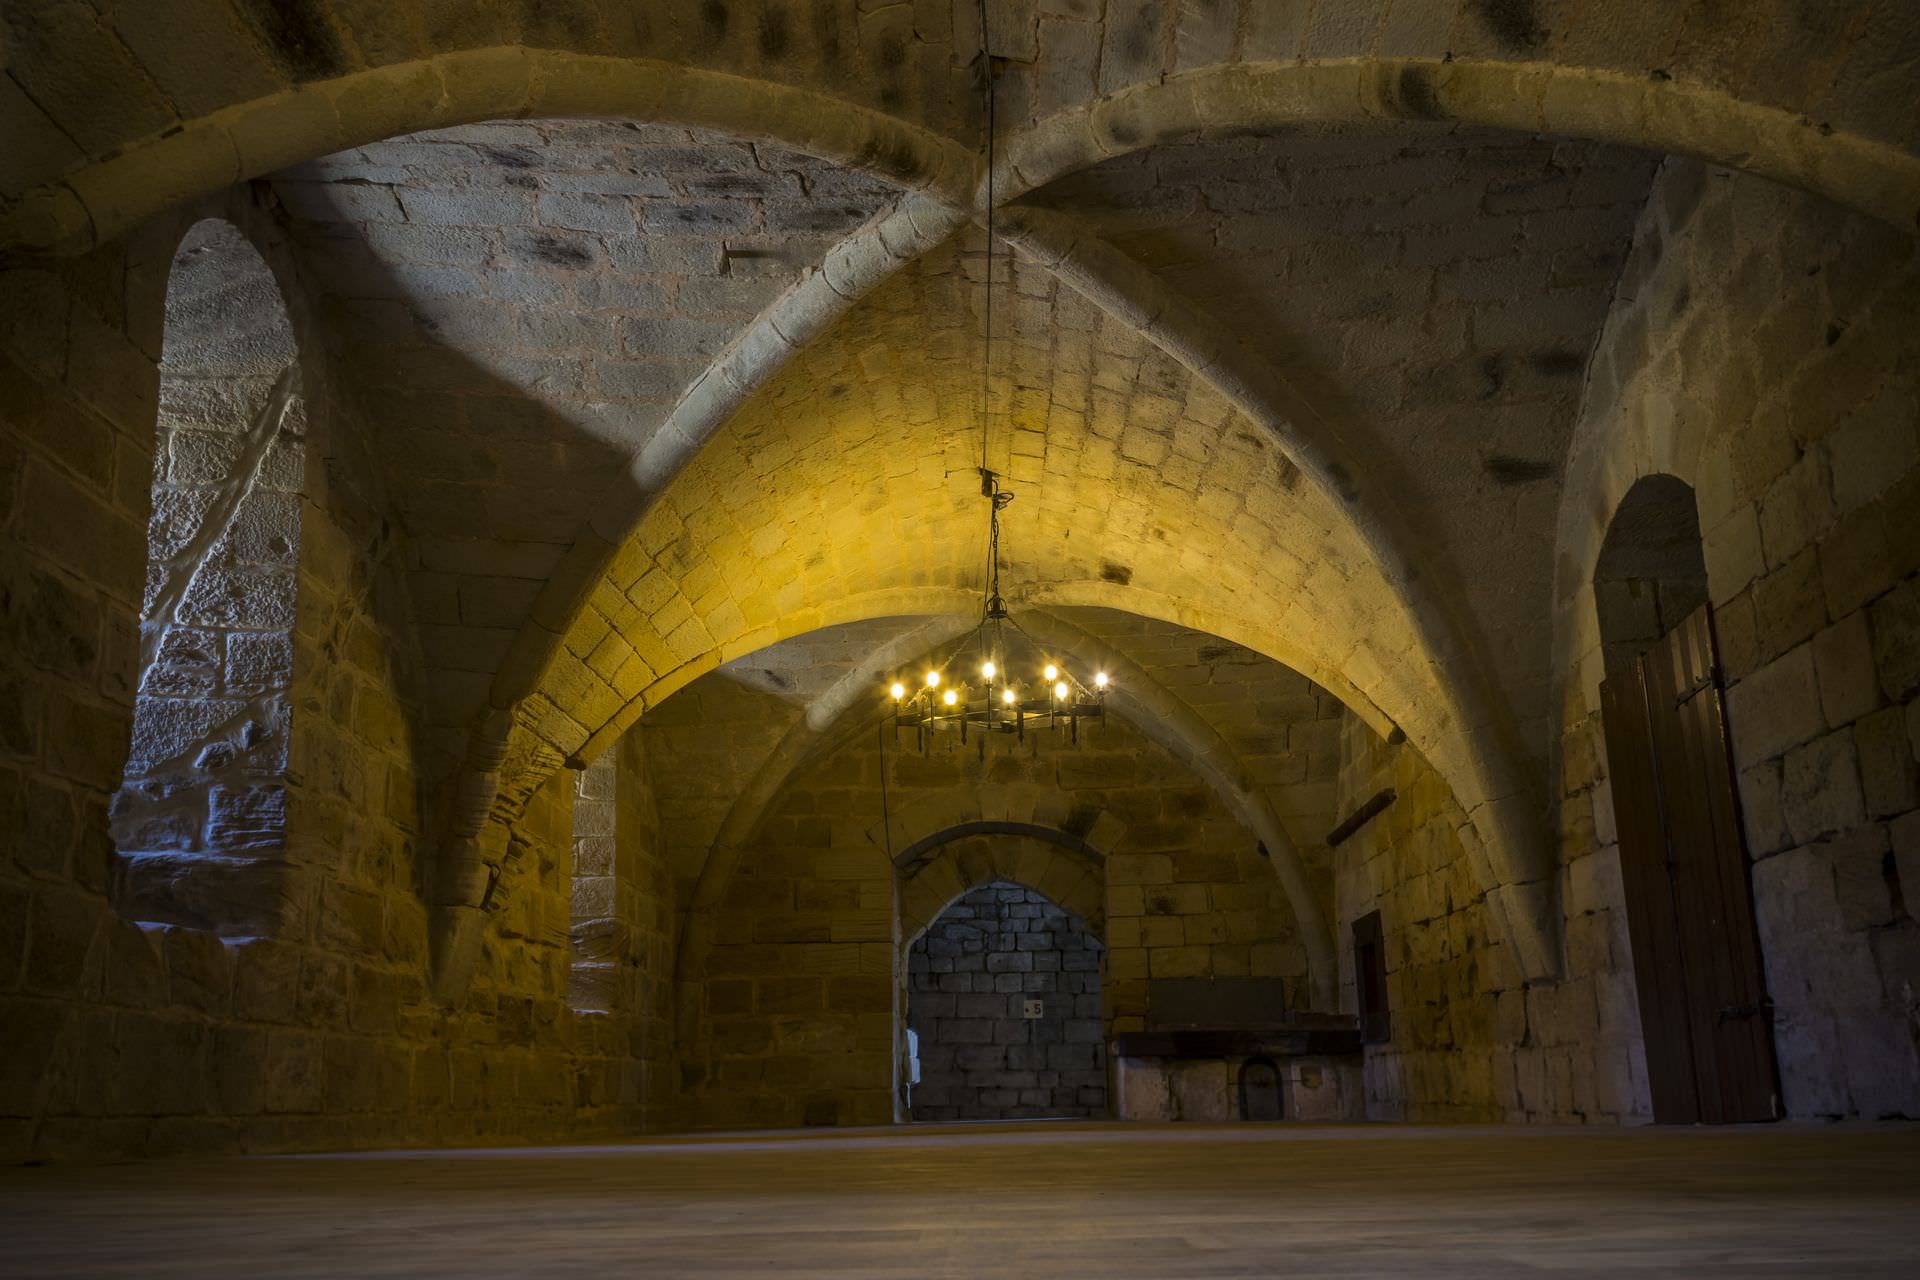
left=678, top=703, right=1330, bottom=1129
left=1334, top=717, right=1646, bottom=1123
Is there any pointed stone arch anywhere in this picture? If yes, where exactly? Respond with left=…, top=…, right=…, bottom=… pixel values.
left=896, top=826, right=1110, bottom=952
left=3, top=52, right=977, bottom=259
left=1593, top=475, right=1710, bottom=680
left=404, top=33, right=1920, bottom=1002
left=994, top=59, right=1920, bottom=234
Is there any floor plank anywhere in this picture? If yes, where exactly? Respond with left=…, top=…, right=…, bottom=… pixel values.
left=1, top=1123, right=1916, bottom=1277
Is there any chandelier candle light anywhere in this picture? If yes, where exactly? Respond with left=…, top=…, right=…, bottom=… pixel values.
left=881, top=10, right=1107, bottom=753
left=886, top=475, right=1109, bottom=752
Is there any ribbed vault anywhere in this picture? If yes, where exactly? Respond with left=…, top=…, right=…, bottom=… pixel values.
left=21, top=2, right=1913, bottom=1004
left=669, top=607, right=1356, bottom=1008
left=7, top=5, right=1919, bottom=255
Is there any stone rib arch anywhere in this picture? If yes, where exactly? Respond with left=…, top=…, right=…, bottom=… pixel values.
left=424, top=194, right=969, bottom=1001
left=881, top=798, right=1124, bottom=949
left=11, top=22, right=1919, bottom=257
left=669, top=614, right=976, bottom=1000
left=431, top=584, right=979, bottom=997
left=872, top=790, right=1128, bottom=881
left=996, top=210, right=1551, bottom=986
left=1016, top=609, right=1340, bottom=1004
left=421, top=197, right=964, bottom=968
left=993, top=59, right=1920, bottom=234
left=897, top=832, right=1107, bottom=954
left=415, top=30, right=1920, bottom=1001
left=493, top=199, right=971, bottom=723
left=669, top=600, right=1361, bottom=1010
left=2, top=51, right=979, bottom=259
left=476, top=213, right=1558, bottom=998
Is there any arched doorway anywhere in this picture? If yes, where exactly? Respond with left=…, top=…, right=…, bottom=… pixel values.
left=1595, top=475, right=1780, bottom=1123
left=1593, top=473, right=1710, bottom=680
left=905, top=881, right=1105, bottom=1122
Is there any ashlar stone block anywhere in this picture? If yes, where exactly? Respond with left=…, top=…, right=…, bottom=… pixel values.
left=1813, top=612, right=1880, bottom=728
left=1726, top=643, right=1823, bottom=768
left=1782, top=731, right=1868, bottom=846
left=1855, top=707, right=1920, bottom=818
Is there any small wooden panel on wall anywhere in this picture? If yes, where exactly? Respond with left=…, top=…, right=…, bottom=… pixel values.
left=1352, top=910, right=1389, bottom=1045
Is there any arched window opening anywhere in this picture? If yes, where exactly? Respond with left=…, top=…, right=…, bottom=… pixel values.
left=112, top=219, right=305, bottom=935
left=905, top=881, right=1105, bottom=1122
left=1593, top=474, right=1708, bottom=679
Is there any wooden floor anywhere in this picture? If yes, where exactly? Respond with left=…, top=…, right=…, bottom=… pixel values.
left=2, top=1123, right=1917, bottom=1276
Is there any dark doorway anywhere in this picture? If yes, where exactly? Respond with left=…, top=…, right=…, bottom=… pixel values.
left=1601, top=604, right=1781, bottom=1123
left=905, top=882, right=1105, bottom=1121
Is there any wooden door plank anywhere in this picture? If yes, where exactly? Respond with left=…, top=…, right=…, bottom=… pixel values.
left=1654, top=615, right=1740, bottom=1122
left=1600, top=665, right=1700, bottom=1124
left=1678, top=609, right=1781, bottom=1119
left=1644, top=627, right=1739, bottom=1121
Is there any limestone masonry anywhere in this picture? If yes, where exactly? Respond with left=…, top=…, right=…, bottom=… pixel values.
left=1, top=0, right=1917, bottom=1161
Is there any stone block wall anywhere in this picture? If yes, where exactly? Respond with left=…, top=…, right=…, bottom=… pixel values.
left=635, top=675, right=805, bottom=913
left=906, top=883, right=1105, bottom=1121
left=680, top=706, right=1324, bottom=1129
left=1, top=197, right=668, bottom=1162
left=1335, top=716, right=1647, bottom=1123
left=1555, top=159, right=1920, bottom=1120
left=682, top=832, right=897, bottom=1130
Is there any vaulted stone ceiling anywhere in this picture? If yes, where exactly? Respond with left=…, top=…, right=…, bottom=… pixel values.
left=645, top=607, right=1355, bottom=977
left=255, top=110, right=1659, bottom=979
left=5, top=0, right=1906, bottom=998
left=706, top=607, right=1350, bottom=841
left=271, top=122, right=902, bottom=738
left=1021, top=125, right=1658, bottom=754
left=267, top=112, right=1656, bottom=789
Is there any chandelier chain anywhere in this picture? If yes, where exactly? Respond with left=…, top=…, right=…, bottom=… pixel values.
left=877, top=2, right=1109, bottom=747
left=979, top=0, right=996, bottom=480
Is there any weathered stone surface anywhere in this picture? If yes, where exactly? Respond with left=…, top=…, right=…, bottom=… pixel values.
left=1783, top=732, right=1868, bottom=847
left=1727, top=644, right=1824, bottom=769
left=2, top=9, right=1918, bottom=1163
left=907, top=884, right=1104, bottom=1122
left=206, top=783, right=285, bottom=852
left=1870, top=583, right=1920, bottom=702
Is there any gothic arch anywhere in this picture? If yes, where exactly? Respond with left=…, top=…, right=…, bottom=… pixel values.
left=898, top=833, right=1107, bottom=953
left=1593, top=476, right=1709, bottom=679
left=11, top=38, right=1917, bottom=257
left=2, top=51, right=977, bottom=259
left=890, top=817, right=1121, bottom=955
left=995, top=59, right=1920, bottom=234
left=668, top=614, right=975, bottom=1001
left=380, top=34, right=1920, bottom=1004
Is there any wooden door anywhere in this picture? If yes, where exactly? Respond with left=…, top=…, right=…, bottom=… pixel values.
left=1599, top=606, right=1780, bottom=1123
